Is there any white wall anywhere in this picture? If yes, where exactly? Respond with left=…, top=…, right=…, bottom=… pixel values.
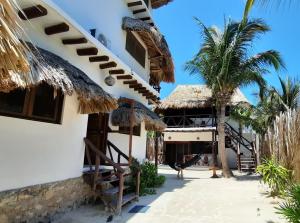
left=50, top=0, right=151, bottom=82
left=164, top=132, right=213, bottom=142
left=0, top=95, right=88, bottom=191
left=108, top=122, right=147, bottom=163
left=0, top=0, right=151, bottom=192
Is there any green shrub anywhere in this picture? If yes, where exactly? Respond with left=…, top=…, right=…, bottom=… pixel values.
left=276, top=184, right=300, bottom=223
left=129, top=159, right=166, bottom=196
left=256, top=157, right=291, bottom=197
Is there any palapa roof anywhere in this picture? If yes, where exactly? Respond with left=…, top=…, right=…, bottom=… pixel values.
left=151, top=0, right=174, bottom=9
left=122, top=17, right=174, bottom=84
left=1, top=45, right=118, bottom=114
left=156, top=85, right=249, bottom=111
left=111, top=98, right=166, bottom=132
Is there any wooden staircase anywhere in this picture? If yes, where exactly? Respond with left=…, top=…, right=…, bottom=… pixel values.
left=84, top=138, right=140, bottom=214
left=224, top=123, right=257, bottom=172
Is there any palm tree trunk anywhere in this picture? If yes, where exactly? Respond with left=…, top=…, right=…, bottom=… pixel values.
left=218, top=103, right=234, bottom=178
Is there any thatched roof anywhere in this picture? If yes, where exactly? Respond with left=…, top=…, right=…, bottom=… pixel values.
left=111, top=98, right=166, bottom=131
left=122, top=17, right=174, bottom=84
left=156, top=85, right=249, bottom=111
left=3, top=45, right=118, bottom=114
left=151, top=0, right=173, bottom=9
left=0, top=0, right=31, bottom=90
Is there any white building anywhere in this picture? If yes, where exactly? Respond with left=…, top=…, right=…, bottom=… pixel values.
left=0, top=0, right=174, bottom=221
left=156, top=85, right=257, bottom=170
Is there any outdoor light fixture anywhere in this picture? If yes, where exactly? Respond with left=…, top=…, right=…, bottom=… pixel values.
left=104, top=75, right=115, bottom=86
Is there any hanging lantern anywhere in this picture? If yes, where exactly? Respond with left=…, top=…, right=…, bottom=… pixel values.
left=104, top=75, right=115, bottom=86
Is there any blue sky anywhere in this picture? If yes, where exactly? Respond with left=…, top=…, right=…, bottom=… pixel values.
left=153, top=0, right=300, bottom=104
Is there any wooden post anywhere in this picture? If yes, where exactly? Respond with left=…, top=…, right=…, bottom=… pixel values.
left=117, top=173, right=124, bottom=215
left=128, top=100, right=134, bottom=165
left=155, top=132, right=159, bottom=173
left=237, top=143, right=241, bottom=172
left=136, top=170, right=141, bottom=200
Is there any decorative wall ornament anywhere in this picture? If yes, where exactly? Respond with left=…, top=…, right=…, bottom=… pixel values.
left=104, top=75, right=116, bottom=86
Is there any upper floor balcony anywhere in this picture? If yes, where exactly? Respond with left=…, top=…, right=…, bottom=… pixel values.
left=162, top=114, right=216, bottom=129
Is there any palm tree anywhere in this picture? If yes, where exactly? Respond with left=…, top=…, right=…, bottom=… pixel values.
left=185, top=18, right=284, bottom=177
left=273, top=76, right=300, bottom=112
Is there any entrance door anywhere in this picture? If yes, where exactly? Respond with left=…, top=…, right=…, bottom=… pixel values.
left=84, top=113, right=109, bottom=165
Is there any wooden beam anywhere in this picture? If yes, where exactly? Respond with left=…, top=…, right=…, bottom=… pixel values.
left=89, top=56, right=109, bottom=62
left=123, top=80, right=138, bottom=85
left=140, top=17, right=151, bottom=21
left=128, top=1, right=142, bottom=7
left=62, top=38, right=87, bottom=45
left=77, top=47, right=98, bottom=56
left=45, top=23, right=69, bottom=35
left=109, top=69, right=125, bottom=75
left=129, top=84, right=142, bottom=89
left=117, top=75, right=132, bottom=80
left=133, top=8, right=146, bottom=14
left=100, top=62, right=117, bottom=69
left=19, top=5, right=48, bottom=20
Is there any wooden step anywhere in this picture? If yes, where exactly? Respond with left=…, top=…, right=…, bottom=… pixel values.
left=103, top=185, right=130, bottom=195
left=97, top=177, right=119, bottom=185
left=83, top=169, right=112, bottom=175
left=112, top=193, right=137, bottom=207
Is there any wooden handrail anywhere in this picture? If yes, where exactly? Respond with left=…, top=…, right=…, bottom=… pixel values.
left=84, top=138, right=125, bottom=173
left=107, top=140, right=129, bottom=161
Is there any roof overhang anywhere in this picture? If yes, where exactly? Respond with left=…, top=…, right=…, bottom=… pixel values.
left=17, top=0, right=160, bottom=104
left=122, top=17, right=174, bottom=84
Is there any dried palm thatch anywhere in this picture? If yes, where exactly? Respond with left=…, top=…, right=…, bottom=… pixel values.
left=122, top=17, right=174, bottom=84
left=156, top=85, right=249, bottom=111
left=266, top=109, right=300, bottom=182
left=0, top=0, right=33, bottom=91
left=151, top=0, right=173, bottom=9
left=7, top=44, right=118, bottom=114
left=111, top=98, right=166, bottom=131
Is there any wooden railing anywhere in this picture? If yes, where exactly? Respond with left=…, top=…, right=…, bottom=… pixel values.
left=106, top=140, right=129, bottom=173
left=84, top=138, right=125, bottom=173
left=84, top=138, right=140, bottom=214
left=162, top=114, right=215, bottom=128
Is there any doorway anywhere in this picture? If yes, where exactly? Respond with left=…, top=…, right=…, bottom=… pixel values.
left=84, top=113, right=109, bottom=165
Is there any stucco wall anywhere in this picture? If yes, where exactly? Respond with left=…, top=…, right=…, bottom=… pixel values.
left=108, top=122, right=147, bottom=163
left=50, top=0, right=151, bottom=82
left=164, top=132, right=213, bottom=142
left=0, top=0, right=150, bottom=192
left=0, top=95, right=88, bottom=192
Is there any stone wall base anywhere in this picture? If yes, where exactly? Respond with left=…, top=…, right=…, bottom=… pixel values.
left=0, top=177, right=94, bottom=223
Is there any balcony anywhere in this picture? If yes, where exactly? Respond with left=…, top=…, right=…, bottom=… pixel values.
left=162, top=114, right=216, bottom=129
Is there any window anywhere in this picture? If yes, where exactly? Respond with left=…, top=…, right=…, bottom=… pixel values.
left=126, top=32, right=146, bottom=67
left=0, top=83, right=64, bottom=124
left=119, top=124, right=141, bottom=136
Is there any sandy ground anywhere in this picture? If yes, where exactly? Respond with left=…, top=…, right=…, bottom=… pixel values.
left=53, top=167, right=285, bottom=223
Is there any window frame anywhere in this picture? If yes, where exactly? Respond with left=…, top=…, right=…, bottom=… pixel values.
left=0, top=84, right=64, bottom=124
left=125, top=31, right=146, bottom=68
left=119, top=124, right=141, bottom=136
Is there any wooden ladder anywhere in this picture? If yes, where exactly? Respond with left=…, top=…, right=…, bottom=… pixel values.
left=84, top=138, right=140, bottom=214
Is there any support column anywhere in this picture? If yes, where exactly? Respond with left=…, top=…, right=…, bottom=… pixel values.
left=128, top=100, right=134, bottom=165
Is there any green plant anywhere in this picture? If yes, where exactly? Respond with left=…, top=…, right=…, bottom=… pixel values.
left=276, top=184, right=300, bottom=223
left=256, top=158, right=291, bottom=196
left=129, top=159, right=165, bottom=196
